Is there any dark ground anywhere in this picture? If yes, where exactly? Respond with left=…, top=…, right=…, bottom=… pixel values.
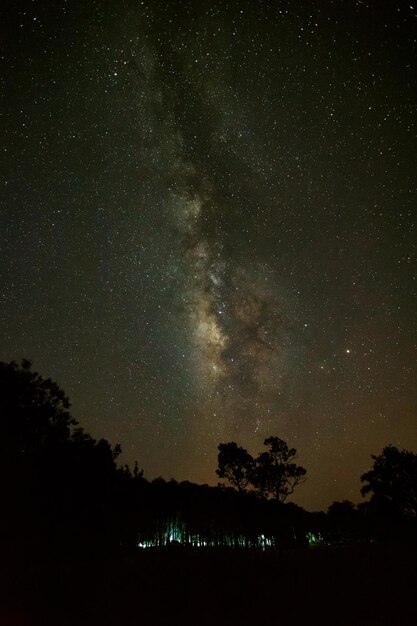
left=1, top=544, right=416, bottom=626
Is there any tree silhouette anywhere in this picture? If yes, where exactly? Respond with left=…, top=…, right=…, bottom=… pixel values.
left=0, top=359, right=128, bottom=555
left=0, top=358, right=76, bottom=460
left=251, top=437, right=307, bottom=502
left=361, top=445, right=417, bottom=519
left=216, top=436, right=306, bottom=503
left=216, top=442, right=254, bottom=492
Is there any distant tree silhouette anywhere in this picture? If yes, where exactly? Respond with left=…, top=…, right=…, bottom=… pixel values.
left=216, top=436, right=306, bottom=503
left=136, top=477, right=309, bottom=550
left=216, top=442, right=254, bottom=492
left=251, top=437, right=307, bottom=502
left=361, top=445, right=417, bottom=520
left=325, top=500, right=364, bottom=544
left=327, top=500, right=356, bottom=517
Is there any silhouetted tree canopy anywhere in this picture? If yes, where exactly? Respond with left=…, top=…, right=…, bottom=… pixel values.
left=0, top=358, right=76, bottom=458
left=327, top=500, right=357, bottom=518
left=251, top=437, right=307, bottom=502
left=216, top=442, right=254, bottom=492
left=361, top=445, right=417, bottom=519
left=216, top=436, right=306, bottom=502
left=0, top=360, right=132, bottom=555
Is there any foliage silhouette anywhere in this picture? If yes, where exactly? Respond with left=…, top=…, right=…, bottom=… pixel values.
left=0, top=359, right=132, bottom=558
left=216, top=442, right=254, bottom=492
left=361, top=445, right=417, bottom=520
left=324, top=501, right=364, bottom=544
left=216, top=436, right=307, bottom=502
left=251, top=436, right=307, bottom=502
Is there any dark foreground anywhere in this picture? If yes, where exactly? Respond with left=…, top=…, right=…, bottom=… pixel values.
left=2, top=544, right=416, bottom=626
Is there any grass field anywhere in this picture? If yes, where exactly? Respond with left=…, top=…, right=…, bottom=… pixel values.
left=2, top=543, right=416, bottom=625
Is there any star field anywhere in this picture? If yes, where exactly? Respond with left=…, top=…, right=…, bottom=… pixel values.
left=1, top=0, right=416, bottom=510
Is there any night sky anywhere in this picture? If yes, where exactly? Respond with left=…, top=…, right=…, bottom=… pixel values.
left=1, top=0, right=416, bottom=510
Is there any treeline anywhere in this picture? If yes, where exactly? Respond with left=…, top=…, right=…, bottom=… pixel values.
left=131, top=479, right=309, bottom=549
left=1, top=360, right=416, bottom=562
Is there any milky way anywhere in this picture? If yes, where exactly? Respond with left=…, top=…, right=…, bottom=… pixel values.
left=178, top=173, right=292, bottom=405
left=1, top=0, right=416, bottom=510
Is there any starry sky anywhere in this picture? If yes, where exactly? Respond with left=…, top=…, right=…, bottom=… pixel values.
left=1, top=0, right=416, bottom=510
